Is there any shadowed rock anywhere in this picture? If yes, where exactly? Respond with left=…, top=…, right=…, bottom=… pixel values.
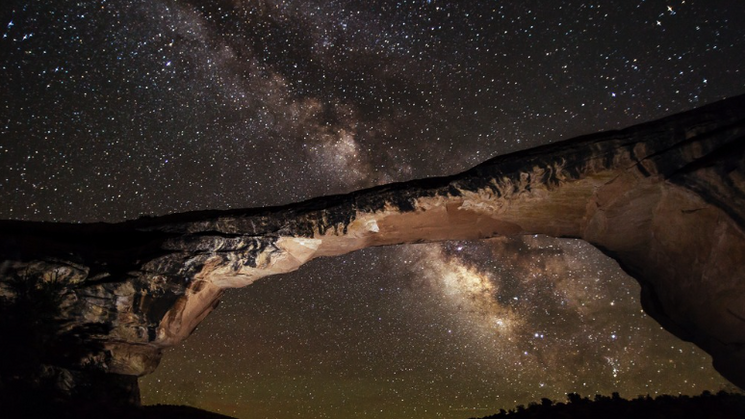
left=1, top=94, right=744, bottom=404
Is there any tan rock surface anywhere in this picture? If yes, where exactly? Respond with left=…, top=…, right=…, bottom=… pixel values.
left=1, top=94, right=744, bottom=403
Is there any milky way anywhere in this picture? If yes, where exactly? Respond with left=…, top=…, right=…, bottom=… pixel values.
left=1, top=0, right=744, bottom=418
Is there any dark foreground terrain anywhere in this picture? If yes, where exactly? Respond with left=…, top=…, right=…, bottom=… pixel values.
left=472, top=391, right=745, bottom=419
left=2, top=401, right=237, bottom=419
left=3, top=391, right=744, bottom=418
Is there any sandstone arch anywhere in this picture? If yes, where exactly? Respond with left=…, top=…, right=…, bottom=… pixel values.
left=1, top=94, right=744, bottom=403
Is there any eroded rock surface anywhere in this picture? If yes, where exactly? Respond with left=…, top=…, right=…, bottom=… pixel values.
left=1, top=95, right=744, bottom=403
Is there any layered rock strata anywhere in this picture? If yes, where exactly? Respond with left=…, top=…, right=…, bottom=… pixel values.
left=1, top=95, right=744, bottom=402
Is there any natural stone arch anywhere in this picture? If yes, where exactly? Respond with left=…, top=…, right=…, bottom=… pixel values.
left=1, top=94, right=744, bottom=404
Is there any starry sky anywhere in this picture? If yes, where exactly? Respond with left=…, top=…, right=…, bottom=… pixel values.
left=1, top=0, right=744, bottom=418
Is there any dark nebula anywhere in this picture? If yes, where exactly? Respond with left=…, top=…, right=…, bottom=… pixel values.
left=1, top=1, right=744, bottom=418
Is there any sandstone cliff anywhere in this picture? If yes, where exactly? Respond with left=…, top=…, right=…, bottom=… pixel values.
left=1, top=94, right=744, bottom=404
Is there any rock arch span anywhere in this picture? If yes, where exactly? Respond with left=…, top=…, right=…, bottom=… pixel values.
left=1, top=95, right=744, bottom=403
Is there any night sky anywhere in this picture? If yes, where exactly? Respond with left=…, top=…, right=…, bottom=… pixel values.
left=1, top=1, right=744, bottom=418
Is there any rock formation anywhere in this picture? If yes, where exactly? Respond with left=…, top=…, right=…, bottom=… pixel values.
left=1, top=94, right=744, bottom=405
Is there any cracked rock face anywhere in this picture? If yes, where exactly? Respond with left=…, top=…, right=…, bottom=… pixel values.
left=1, top=94, right=744, bottom=403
